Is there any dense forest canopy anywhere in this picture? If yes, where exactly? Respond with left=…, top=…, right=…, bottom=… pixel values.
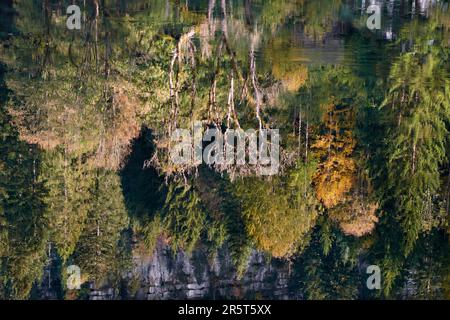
left=0, top=0, right=449, bottom=300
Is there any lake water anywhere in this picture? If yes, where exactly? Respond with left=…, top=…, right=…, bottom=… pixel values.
left=0, top=0, right=449, bottom=300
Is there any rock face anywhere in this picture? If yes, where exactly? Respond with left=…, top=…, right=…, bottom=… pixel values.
left=90, top=239, right=295, bottom=300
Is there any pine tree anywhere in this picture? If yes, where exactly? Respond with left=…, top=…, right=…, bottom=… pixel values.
left=73, top=170, right=129, bottom=285
left=0, top=110, right=48, bottom=299
left=162, top=181, right=208, bottom=254
left=382, top=20, right=450, bottom=256
left=42, top=150, right=95, bottom=262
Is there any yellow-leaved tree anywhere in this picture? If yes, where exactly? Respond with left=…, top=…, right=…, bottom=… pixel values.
left=234, top=161, right=319, bottom=258
left=312, top=101, right=357, bottom=208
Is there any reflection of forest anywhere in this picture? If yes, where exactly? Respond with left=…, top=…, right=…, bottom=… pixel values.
left=0, top=0, right=449, bottom=300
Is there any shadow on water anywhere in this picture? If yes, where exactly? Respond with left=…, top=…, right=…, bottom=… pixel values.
left=120, top=127, right=166, bottom=223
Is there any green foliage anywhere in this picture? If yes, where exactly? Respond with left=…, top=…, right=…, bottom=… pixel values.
left=141, top=215, right=165, bottom=255
left=382, top=19, right=450, bottom=256
left=42, top=151, right=95, bottom=262
left=0, top=92, right=48, bottom=299
left=0, top=0, right=449, bottom=300
left=160, top=176, right=229, bottom=256
left=292, top=223, right=360, bottom=300
left=73, top=170, right=129, bottom=285
left=161, top=182, right=208, bottom=254
left=234, top=160, right=319, bottom=258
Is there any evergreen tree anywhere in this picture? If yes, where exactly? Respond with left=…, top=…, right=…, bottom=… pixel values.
left=73, top=170, right=129, bottom=285
left=42, top=150, right=95, bottom=262
left=382, top=18, right=450, bottom=256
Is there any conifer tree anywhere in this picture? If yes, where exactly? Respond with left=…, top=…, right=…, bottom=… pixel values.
left=73, top=170, right=129, bottom=285
left=382, top=19, right=450, bottom=256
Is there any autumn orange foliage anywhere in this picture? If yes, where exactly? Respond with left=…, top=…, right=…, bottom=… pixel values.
left=329, top=197, right=379, bottom=237
left=312, top=101, right=356, bottom=208
left=91, top=85, right=140, bottom=170
left=10, top=81, right=140, bottom=170
left=312, top=101, right=378, bottom=237
left=272, top=63, right=309, bottom=92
